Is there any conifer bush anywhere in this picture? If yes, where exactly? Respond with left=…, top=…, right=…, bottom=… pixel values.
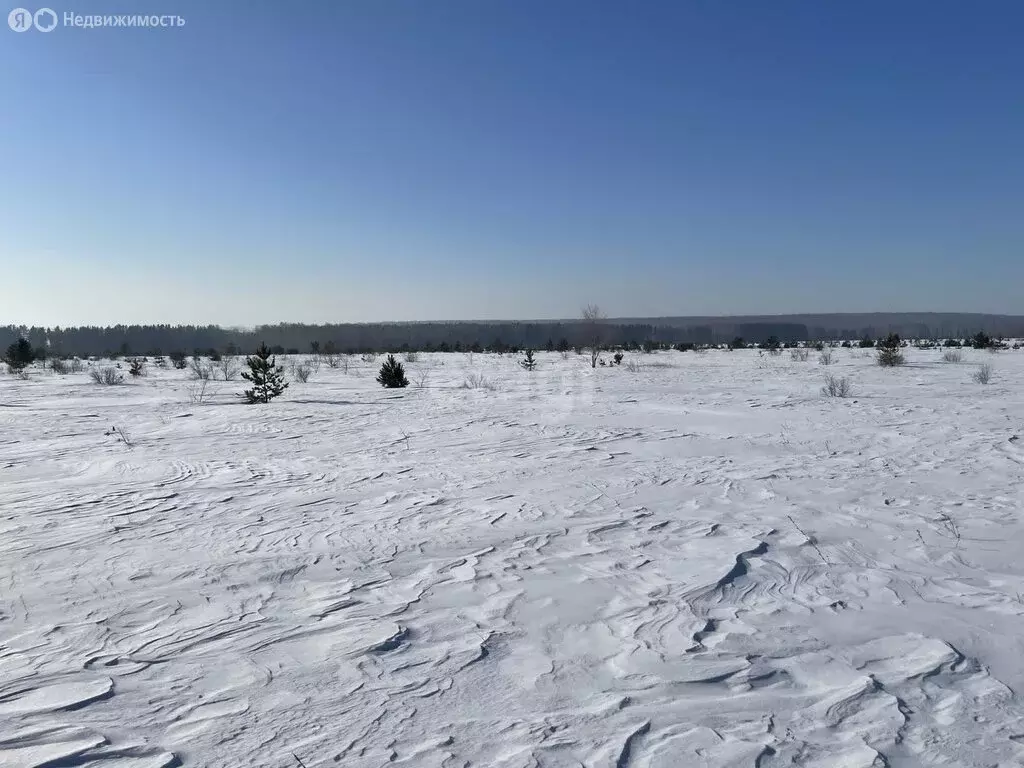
left=241, top=343, right=289, bottom=403
left=876, top=333, right=905, bottom=367
left=3, top=338, right=34, bottom=373
left=376, top=354, right=409, bottom=388
left=972, top=331, right=992, bottom=349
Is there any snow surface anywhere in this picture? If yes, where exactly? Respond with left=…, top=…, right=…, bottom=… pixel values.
left=2, top=347, right=1024, bottom=767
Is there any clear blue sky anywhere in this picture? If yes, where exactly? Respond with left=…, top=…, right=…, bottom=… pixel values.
left=2, top=0, right=1022, bottom=326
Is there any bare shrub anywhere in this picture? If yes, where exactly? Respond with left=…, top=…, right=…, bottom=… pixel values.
left=818, top=350, right=835, bottom=366
left=69, top=358, right=84, bottom=373
left=693, top=347, right=708, bottom=356
left=360, top=353, right=377, bottom=364
left=217, top=356, right=241, bottom=381
left=581, top=304, right=605, bottom=368
left=188, top=379, right=214, bottom=404
left=321, top=341, right=340, bottom=369
left=942, top=349, right=963, bottom=363
left=403, top=351, right=420, bottom=363
left=293, top=363, right=312, bottom=383
left=189, top=357, right=213, bottom=380
left=790, top=349, right=810, bottom=362
left=90, top=366, right=123, bottom=385
left=972, top=364, right=992, bottom=384
left=104, top=425, right=133, bottom=448
left=461, top=373, right=495, bottom=390
left=50, top=358, right=71, bottom=375
left=822, top=374, right=853, bottom=398
left=414, top=369, right=430, bottom=388
left=625, top=359, right=643, bottom=373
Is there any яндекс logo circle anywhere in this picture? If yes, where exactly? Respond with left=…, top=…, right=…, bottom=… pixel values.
left=8, top=7, right=33, bottom=31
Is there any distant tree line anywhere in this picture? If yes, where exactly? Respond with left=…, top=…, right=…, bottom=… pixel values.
left=0, top=318, right=1018, bottom=359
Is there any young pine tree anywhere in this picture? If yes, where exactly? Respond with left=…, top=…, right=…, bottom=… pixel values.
left=241, top=342, right=289, bottom=403
left=376, top=354, right=409, bottom=388
left=972, top=331, right=992, bottom=350
left=876, top=333, right=905, bottom=367
left=519, top=349, right=538, bottom=371
left=4, top=338, right=35, bottom=372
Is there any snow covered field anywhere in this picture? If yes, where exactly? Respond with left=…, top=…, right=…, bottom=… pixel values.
left=3, top=347, right=1024, bottom=767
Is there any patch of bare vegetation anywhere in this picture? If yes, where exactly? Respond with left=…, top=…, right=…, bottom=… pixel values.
left=822, top=374, right=853, bottom=398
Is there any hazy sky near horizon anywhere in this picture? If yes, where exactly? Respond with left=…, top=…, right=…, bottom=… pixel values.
left=2, top=1, right=1023, bottom=327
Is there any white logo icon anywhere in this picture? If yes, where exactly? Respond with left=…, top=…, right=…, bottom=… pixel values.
left=8, top=7, right=57, bottom=31
left=33, top=7, right=56, bottom=31
left=8, top=7, right=33, bottom=30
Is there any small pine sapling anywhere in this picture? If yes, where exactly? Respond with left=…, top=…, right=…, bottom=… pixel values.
left=376, top=354, right=409, bottom=388
left=876, top=333, right=905, bottom=367
left=241, top=342, right=289, bottom=403
left=3, top=338, right=34, bottom=373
